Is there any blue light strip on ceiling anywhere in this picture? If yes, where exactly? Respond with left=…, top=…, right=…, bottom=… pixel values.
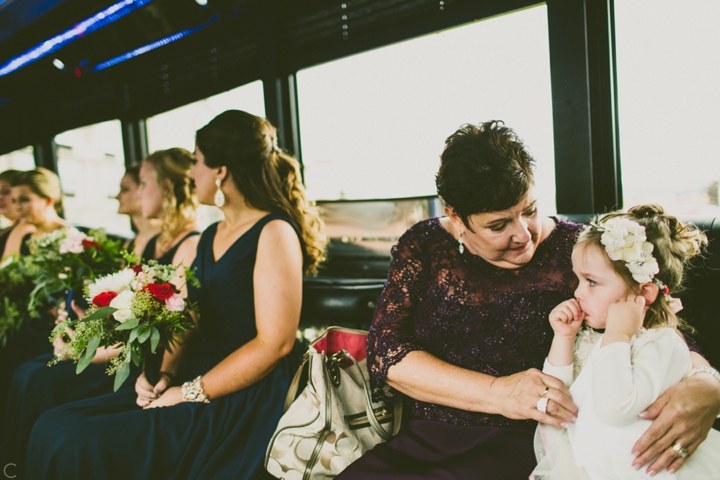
left=91, top=20, right=214, bottom=72
left=0, top=0, right=152, bottom=77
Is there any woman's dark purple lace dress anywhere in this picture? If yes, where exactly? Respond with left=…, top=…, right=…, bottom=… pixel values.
left=337, top=217, right=582, bottom=480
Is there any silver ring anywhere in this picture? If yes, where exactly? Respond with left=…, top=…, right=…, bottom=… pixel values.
left=536, top=397, right=549, bottom=413
left=542, top=387, right=549, bottom=397
left=672, top=442, right=688, bottom=458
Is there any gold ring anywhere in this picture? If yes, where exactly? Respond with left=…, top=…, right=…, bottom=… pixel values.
left=672, top=442, right=689, bottom=458
left=542, top=387, right=549, bottom=398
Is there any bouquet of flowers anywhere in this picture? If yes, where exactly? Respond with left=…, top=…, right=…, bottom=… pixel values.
left=27, top=228, right=124, bottom=317
left=51, top=260, right=199, bottom=391
left=0, top=255, right=40, bottom=345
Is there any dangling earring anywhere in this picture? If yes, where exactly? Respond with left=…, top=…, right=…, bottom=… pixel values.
left=214, top=178, right=225, bottom=207
left=458, top=233, right=464, bottom=254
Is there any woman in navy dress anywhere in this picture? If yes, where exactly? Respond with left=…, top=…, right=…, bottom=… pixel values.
left=1, top=154, right=198, bottom=475
left=27, top=110, right=326, bottom=479
left=0, top=169, right=34, bottom=258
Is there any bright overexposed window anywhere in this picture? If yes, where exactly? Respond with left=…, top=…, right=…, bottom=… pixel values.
left=146, top=80, right=266, bottom=228
left=616, top=1, right=720, bottom=215
left=55, top=120, right=131, bottom=237
left=0, top=146, right=35, bottom=172
left=297, top=5, right=556, bottom=214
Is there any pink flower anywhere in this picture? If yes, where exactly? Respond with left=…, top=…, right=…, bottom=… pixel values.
left=59, top=230, right=87, bottom=254
left=165, top=294, right=185, bottom=312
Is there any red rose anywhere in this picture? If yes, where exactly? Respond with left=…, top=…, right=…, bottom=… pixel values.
left=130, top=264, right=143, bottom=273
left=143, top=283, right=175, bottom=301
left=82, top=239, right=102, bottom=249
left=92, top=291, right=118, bottom=307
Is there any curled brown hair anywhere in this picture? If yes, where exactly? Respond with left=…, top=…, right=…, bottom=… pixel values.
left=11, top=167, right=64, bottom=215
left=196, top=110, right=326, bottom=274
left=143, top=149, right=198, bottom=254
left=436, top=120, right=535, bottom=229
left=576, top=204, right=707, bottom=332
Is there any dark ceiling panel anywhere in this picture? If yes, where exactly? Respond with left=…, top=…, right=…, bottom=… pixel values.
left=0, top=0, right=535, bottom=155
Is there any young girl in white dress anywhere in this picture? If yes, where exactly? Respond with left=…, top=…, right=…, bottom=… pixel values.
left=532, top=204, right=720, bottom=479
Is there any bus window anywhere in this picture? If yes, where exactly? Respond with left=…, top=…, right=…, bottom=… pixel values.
left=0, top=146, right=35, bottom=172
left=55, top=120, right=130, bottom=237
left=146, top=80, right=266, bottom=229
left=616, top=0, right=720, bottom=215
left=297, top=5, right=556, bottom=213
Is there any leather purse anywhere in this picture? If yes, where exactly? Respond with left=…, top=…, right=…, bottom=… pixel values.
left=265, top=326, right=402, bottom=480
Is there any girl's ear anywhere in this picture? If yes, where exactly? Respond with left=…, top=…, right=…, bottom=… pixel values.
left=639, top=282, right=659, bottom=305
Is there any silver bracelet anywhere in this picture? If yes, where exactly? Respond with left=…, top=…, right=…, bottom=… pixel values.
left=686, top=366, right=720, bottom=384
left=686, top=367, right=720, bottom=418
left=181, top=376, right=210, bottom=403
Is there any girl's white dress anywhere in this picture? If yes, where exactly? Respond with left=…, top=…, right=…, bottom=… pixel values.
left=532, top=327, right=720, bottom=480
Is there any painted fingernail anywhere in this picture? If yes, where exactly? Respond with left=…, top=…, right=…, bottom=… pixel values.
left=633, top=464, right=641, bottom=471
left=571, top=416, right=577, bottom=423
left=632, top=451, right=639, bottom=458
left=560, top=422, right=568, bottom=428
left=638, top=411, right=648, bottom=418
left=668, top=468, right=676, bottom=474
left=648, top=470, right=656, bottom=477
left=150, top=394, right=157, bottom=399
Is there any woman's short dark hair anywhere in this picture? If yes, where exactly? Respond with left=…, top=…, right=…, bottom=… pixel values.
left=435, top=120, right=535, bottom=229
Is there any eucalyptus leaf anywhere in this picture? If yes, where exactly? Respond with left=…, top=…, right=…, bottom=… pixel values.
left=131, top=346, right=141, bottom=367
left=83, top=306, right=118, bottom=321
left=150, top=327, right=160, bottom=352
left=76, top=336, right=101, bottom=374
left=138, top=325, right=152, bottom=344
left=128, top=326, right=139, bottom=344
left=113, top=361, right=131, bottom=391
left=116, top=317, right=140, bottom=330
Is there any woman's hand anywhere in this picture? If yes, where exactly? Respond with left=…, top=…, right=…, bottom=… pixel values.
left=549, top=299, right=584, bottom=337
left=52, top=327, right=75, bottom=360
left=144, top=386, right=182, bottom=409
left=135, top=372, right=174, bottom=407
left=489, top=368, right=578, bottom=429
left=631, top=375, right=720, bottom=475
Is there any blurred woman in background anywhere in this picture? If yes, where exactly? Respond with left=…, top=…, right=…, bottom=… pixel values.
left=0, top=169, right=35, bottom=258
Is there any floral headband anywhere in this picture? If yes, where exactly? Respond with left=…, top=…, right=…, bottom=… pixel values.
left=594, top=217, right=667, bottom=292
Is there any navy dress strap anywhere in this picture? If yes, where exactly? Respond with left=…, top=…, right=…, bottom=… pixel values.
left=156, top=231, right=199, bottom=265
left=19, top=232, right=32, bottom=256
left=0, top=223, right=14, bottom=256
left=140, top=233, right=160, bottom=262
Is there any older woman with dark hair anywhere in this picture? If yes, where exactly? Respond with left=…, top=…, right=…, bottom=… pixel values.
left=337, top=121, right=720, bottom=479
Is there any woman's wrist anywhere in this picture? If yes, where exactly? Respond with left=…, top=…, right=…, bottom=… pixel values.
left=158, top=371, right=177, bottom=385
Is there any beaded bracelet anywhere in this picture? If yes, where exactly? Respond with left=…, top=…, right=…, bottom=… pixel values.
left=181, top=376, right=210, bottom=403
left=686, top=366, right=720, bottom=418
left=687, top=366, right=720, bottom=384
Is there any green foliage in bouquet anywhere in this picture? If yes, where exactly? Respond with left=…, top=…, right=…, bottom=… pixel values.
left=0, top=255, right=40, bottom=345
left=51, top=257, right=199, bottom=391
left=27, top=228, right=124, bottom=315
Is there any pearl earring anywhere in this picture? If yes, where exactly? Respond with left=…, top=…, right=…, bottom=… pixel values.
left=214, top=178, right=225, bottom=207
left=458, top=233, right=464, bottom=254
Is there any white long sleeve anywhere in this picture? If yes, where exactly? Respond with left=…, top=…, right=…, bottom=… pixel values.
left=590, top=328, right=690, bottom=426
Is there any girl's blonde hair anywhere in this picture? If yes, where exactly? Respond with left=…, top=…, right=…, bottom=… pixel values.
left=143, top=149, right=198, bottom=254
left=576, top=204, right=707, bottom=332
left=196, top=110, right=326, bottom=274
left=11, top=167, right=64, bottom=215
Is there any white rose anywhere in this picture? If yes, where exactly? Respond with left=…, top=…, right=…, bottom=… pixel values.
left=109, top=290, right=135, bottom=323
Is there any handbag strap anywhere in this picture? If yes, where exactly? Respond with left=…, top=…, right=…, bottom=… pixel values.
left=283, top=356, right=309, bottom=412
left=338, top=350, right=396, bottom=441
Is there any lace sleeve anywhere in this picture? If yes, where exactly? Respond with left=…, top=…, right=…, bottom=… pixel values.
left=367, top=227, right=426, bottom=399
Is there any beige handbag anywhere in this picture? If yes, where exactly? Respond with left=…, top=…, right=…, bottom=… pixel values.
left=265, top=326, right=402, bottom=480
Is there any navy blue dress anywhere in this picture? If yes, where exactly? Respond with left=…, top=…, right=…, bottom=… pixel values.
left=0, top=232, right=192, bottom=475
left=26, top=215, right=301, bottom=479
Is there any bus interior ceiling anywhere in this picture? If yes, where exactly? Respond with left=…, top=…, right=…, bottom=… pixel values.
left=0, top=0, right=718, bottom=364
